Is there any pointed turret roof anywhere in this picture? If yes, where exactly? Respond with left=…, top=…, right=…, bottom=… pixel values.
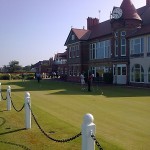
left=120, top=0, right=142, bottom=21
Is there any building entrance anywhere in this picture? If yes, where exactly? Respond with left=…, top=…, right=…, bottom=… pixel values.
left=113, top=64, right=127, bottom=84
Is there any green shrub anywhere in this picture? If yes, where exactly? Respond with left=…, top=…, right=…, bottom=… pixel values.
left=0, top=74, right=10, bottom=80
left=25, top=73, right=35, bottom=80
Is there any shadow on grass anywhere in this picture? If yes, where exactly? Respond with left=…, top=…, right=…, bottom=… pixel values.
left=0, top=139, right=30, bottom=150
left=0, top=127, right=30, bottom=149
left=0, top=128, right=26, bottom=136
left=1, top=79, right=150, bottom=97
left=0, top=117, right=6, bottom=127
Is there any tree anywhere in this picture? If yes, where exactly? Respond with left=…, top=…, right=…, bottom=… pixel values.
left=8, top=60, right=22, bottom=72
left=23, top=65, right=31, bottom=72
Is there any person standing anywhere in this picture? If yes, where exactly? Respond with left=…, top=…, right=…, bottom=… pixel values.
left=80, top=73, right=85, bottom=90
left=22, top=73, right=25, bottom=82
left=36, top=72, right=41, bottom=83
left=87, top=74, right=93, bottom=92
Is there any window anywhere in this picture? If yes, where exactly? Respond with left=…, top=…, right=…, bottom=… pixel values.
left=71, top=46, right=75, bottom=58
left=105, top=40, right=111, bottom=58
left=72, top=35, right=75, bottom=40
left=90, top=43, right=96, bottom=59
left=131, top=64, right=144, bottom=82
left=148, top=36, right=150, bottom=52
left=130, top=37, right=144, bottom=55
left=115, top=32, right=118, bottom=37
left=76, top=45, right=79, bottom=57
left=117, top=67, right=121, bottom=75
left=115, top=39, right=118, bottom=56
left=148, top=67, right=150, bottom=83
left=69, top=47, right=71, bottom=58
left=96, top=40, right=111, bottom=59
left=122, top=67, right=126, bottom=75
left=73, top=66, right=77, bottom=76
left=69, top=69, right=72, bottom=76
left=121, top=38, right=126, bottom=56
left=121, top=31, right=126, bottom=36
left=97, top=42, right=104, bottom=59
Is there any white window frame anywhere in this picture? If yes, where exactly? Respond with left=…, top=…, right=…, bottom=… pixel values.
left=121, top=38, right=126, bottom=56
left=121, top=31, right=126, bottom=36
left=131, top=64, right=144, bottom=83
left=130, top=37, right=144, bottom=55
left=115, top=39, right=118, bottom=56
left=90, top=43, right=96, bottom=60
left=104, top=40, right=111, bottom=58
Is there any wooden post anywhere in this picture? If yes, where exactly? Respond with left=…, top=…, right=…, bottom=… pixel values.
left=25, top=92, right=31, bottom=129
left=82, top=113, right=95, bottom=150
left=7, top=86, right=11, bottom=111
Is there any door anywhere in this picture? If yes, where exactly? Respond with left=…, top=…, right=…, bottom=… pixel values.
left=113, top=64, right=127, bottom=84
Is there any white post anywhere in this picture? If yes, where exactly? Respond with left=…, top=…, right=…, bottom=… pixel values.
left=82, top=113, right=95, bottom=150
left=0, top=83, right=1, bottom=101
left=25, top=92, right=31, bottom=129
left=7, top=86, right=11, bottom=111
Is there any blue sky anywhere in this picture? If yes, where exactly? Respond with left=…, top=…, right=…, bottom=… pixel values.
left=0, top=0, right=145, bottom=67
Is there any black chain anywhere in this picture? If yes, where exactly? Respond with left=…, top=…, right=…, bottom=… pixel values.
left=9, top=92, right=25, bottom=112
left=28, top=103, right=82, bottom=142
left=91, top=134, right=103, bottom=150
left=0, top=140, right=31, bottom=150
left=0, top=92, right=7, bottom=100
left=11, top=99, right=25, bottom=112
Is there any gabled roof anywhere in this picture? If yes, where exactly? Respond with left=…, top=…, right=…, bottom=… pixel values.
left=72, top=28, right=91, bottom=40
left=64, top=28, right=91, bottom=46
left=120, top=0, right=142, bottom=21
left=137, top=5, right=150, bottom=25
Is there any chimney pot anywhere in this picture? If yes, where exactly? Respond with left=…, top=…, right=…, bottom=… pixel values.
left=87, top=17, right=99, bottom=30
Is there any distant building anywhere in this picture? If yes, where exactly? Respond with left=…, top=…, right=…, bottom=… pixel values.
left=32, top=58, right=53, bottom=74
left=53, top=51, right=67, bottom=78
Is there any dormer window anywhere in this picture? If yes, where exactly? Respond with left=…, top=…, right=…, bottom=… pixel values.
left=72, top=34, right=75, bottom=40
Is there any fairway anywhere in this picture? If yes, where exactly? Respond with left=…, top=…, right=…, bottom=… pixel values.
left=0, top=79, right=150, bottom=150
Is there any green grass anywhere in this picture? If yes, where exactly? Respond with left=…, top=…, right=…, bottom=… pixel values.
left=0, top=79, right=150, bottom=150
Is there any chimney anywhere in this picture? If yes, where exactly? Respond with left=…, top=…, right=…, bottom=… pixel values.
left=87, top=17, right=99, bottom=30
left=146, top=0, right=150, bottom=6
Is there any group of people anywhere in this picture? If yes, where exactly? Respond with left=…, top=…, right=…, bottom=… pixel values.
left=80, top=73, right=94, bottom=92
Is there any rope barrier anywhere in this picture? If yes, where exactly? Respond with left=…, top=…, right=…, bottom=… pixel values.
left=28, top=103, right=82, bottom=143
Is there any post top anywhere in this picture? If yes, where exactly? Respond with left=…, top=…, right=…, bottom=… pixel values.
left=8, top=86, right=11, bottom=89
left=83, top=113, right=94, bottom=125
left=25, top=92, right=30, bottom=97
